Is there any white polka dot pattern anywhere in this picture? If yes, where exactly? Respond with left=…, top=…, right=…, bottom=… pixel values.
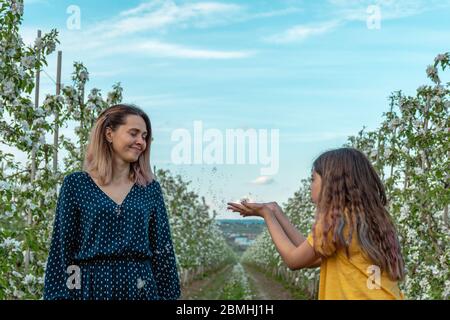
left=43, top=171, right=181, bottom=300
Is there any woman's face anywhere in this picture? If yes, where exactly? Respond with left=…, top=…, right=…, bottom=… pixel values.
left=106, top=115, right=148, bottom=163
left=310, top=170, right=322, bottom=205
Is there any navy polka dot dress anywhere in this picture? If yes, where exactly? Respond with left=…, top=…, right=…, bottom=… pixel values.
left=43, top=171, right=181, bottom=300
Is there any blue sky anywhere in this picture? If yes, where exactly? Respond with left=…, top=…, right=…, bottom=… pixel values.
left=17, top=0, right=450, bottom=218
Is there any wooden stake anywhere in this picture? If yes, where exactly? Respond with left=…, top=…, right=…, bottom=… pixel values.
left=53, top=51, right=62, bottom=176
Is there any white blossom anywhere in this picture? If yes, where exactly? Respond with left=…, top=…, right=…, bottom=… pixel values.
left=435, top=85, right=445, bottom=95
left=39, top=134, right=46, bottom=145
left=388, top=118, right=400, bottom=130
left=434, top=54, right=447, bottom=64
left=13, top=290, right=24, bottom=299
left=10, top=1, right=24, bottom=16
left=43, top=94, right=53, bottom=106
left=2, top=211, right=14, bottom=218
left=33, top=118, right=45, bottom=127
left=86, top=102, right=96, bottom=111
left=443, top=281, right=450, bottom=299
left=20, top=120, right=30, bottom=131
left=426, top=65, right=439, bottom=83
left=7, top=48, right=16, bottom=58
left=417, top=85, right=428, bottom=93
left=17, top=66, right=25, bottom=77
left=46, top=41, right=56, bottom=54
left=20, top=135, right=33, bottom=147
left=79, top=71, right=88, bottom=82
left=34, top=38, right=43, bottom=50
left=2, top=80, right=15, bottom=96
left=35, top=106, right=45, bottom=117
left=22, top=274, right=36, bottom=285
left=20, top=55, right=36, bottom=69
left=0, top=237, right=23, bottom=252
left=0, top=181, right=11, bottom=190
left=430, top=96, right=442, bottom=104
left=25, top=198, right=37, bottom=211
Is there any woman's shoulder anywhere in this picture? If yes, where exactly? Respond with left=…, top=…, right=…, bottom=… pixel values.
left=63, top=171, right=88, bottom=185
left=141, top=177, right=161, bottom=190
left=138, top=178, right=162, bottom=196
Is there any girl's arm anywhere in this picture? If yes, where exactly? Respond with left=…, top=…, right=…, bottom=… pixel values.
left=263, top=210, right=321, bottom=270
left=268, top=203, right=305, bottom=246
left=269, top=204, right=322, bottom=268
left=228, top=202, right=321, bottom=270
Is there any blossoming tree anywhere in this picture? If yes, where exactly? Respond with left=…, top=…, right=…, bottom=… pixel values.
left=243, top=53, right=449, bottom=300
left=0, top=0, right=233, bottom=299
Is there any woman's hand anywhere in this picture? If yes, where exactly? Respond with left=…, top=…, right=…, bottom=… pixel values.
left=227, top=200, right=274, bottom=219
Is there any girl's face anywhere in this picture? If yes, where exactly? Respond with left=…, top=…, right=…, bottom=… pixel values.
left=106, top=115, right=148, bottom=163
left=310, top=170, right=322, bottom=205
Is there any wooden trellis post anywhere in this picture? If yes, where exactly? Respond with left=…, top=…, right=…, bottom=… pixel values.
left=53, top=51, right=62, bottom=176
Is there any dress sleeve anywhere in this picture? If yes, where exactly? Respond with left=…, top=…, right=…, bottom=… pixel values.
left=43, top=174, right=79, bottom=300
left=149, top=181, right=181, bottom=300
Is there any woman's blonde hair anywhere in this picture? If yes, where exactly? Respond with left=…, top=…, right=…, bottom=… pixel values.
left=83, top=104, right=154, bottom=186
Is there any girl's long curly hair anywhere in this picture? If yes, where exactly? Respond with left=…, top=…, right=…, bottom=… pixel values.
left=312, top=147, right=405, bottom=281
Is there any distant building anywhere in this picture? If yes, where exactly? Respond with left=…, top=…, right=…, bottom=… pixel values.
left=234, top=237, right=255, bottom=246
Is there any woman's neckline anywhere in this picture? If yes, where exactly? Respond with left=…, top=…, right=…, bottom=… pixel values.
left=83, top=171, right=136, bottom=207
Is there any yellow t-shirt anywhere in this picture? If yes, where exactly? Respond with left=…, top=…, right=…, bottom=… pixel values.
left=306, top=232, right=404, bottom=300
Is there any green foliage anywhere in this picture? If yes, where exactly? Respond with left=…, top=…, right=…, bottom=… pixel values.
left=0, top=1, right=232, bottom=299
left=243, top=53, right=450, bottom=300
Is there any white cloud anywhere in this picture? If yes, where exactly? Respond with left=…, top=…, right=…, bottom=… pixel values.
left=238, top=6, right=303, bottom=21
left=328, top=0, right=427, bottom=21
left=48, top=1, right=253, bottom=61
left=61, top=35, right=254, bottom=60
left=24, top=0, right=48, bottom=5
left=22, top=1, right=302, bottom=60
left=106, top=39, right=254, bottom=59
left=282, top=131, right=354, bottom=143
left=93, top=0, right=242, bottom=39
left=265, top=20, right=340, bottom=43
left=266, top=0, right=450, bottom=44
left=251, top=176, right=275, bottom=185
left=120, top=0, right=163, bottom=17
left=117, top=1, right=303, bottom=30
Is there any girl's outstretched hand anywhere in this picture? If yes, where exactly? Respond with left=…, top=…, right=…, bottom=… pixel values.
left=227, top=200, right=273, bottom=218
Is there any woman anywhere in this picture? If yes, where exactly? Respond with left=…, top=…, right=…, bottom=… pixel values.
left=44, top=104, right=180, bottom=300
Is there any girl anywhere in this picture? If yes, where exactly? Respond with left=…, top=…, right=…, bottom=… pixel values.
left=228, top=147, right=405, bottom=300
left=43, top=104, right=180, bottom=300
